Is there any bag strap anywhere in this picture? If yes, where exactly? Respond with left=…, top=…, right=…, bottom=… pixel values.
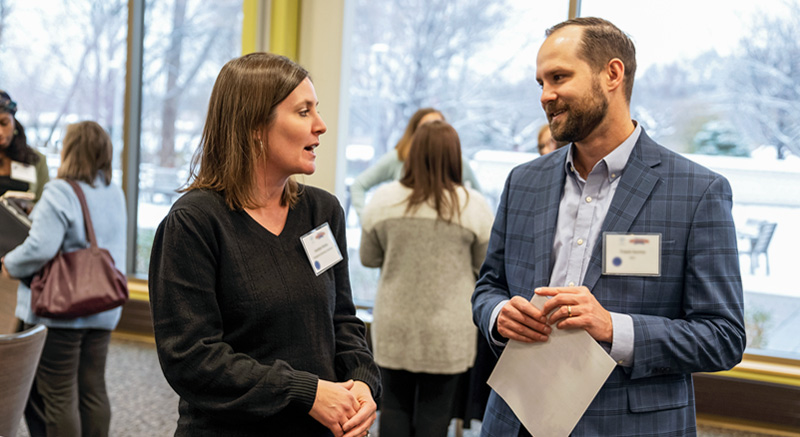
left=65, top=179, right=99, bottom=249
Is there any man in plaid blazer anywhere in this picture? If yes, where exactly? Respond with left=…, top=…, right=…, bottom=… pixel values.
left=472, top=17, right=745, bottom=436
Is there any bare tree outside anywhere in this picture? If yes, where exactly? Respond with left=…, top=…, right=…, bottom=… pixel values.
left=727, top=0, right=800, bottom=159
left=0, top=0, right=127, bottom=156
left=346, top=0, right=546, bottom=164
left=141, top=0, right=241, bottom=172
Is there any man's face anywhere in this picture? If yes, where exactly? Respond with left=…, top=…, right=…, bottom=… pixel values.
left=536, top=26, right=609, bottom=144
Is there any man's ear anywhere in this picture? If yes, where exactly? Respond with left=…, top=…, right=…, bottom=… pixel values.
left=605, top=58, right=625, bottom=94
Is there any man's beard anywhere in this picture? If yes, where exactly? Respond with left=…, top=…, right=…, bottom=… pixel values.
left=547, top=80, right=608, bottom=143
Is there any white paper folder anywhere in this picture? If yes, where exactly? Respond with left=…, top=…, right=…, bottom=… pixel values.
left=487, top=294, right=617, bottom=437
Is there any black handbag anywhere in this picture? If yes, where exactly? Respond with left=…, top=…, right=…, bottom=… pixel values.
left=29, top=180, right=128, bottom=319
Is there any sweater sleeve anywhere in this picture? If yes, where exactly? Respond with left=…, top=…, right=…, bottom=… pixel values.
left=328, top=200, right=382, bottom=400
left=4, top=181, right=71, bottom=278
left=350, top=151, right=398, bottom=219
left=462, top=156, right=483, bottom=193
left=148, top=204, right=319, bottom=422
left=32, top=150, right=50, bottom=203
left=358, top=196, right=384, bottom=269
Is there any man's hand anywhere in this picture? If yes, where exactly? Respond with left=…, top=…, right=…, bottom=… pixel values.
left=309, top=379, right=360, bottom=437
left=537, top=286, right=613, bottom=342
left=496, top=295, right=552, bottom=342
left=342, top=381, right=376, bottom=437
left=1, top=257, right=13, bottom=280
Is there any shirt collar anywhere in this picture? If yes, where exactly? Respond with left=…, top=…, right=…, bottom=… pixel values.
left=563, top=121, right=642, bottom=182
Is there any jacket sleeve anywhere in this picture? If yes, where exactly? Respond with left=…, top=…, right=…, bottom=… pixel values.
left=472, top=172, right=514, bottom=355
left=629, top=174, right=746, bottom=379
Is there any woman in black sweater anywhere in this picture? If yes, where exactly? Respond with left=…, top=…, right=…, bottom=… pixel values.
left=148, top=53, right=380, bottom=437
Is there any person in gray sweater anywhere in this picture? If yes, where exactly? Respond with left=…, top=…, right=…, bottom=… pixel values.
left=360, top=120, right=494, bottom=437
left=2, top=121, right=127, bottom=436
left=349, top=107, right=482, bottom=219
left=148, top=53, right=379, bottom=437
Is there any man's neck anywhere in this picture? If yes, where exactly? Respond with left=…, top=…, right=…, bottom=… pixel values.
left=572, top=115, right=635, bottom=179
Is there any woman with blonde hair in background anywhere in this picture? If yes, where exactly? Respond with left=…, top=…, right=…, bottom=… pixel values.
left=360, top=120, right=493, bottom=436
left=349, top=107, right=482, bottom=219
left=2, top=120, right=126, bottom=436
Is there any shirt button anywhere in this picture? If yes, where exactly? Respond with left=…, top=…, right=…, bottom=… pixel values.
left=586, top=196, right=592, bottom=203
left=611, top=173, right=617, bottom=178
left=577, top=238, right=584, bottom=245
left=568, top=281, right=575, bottom=287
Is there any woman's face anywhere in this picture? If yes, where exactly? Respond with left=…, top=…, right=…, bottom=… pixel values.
left=0, top=112, right=15, bottom=150
left=263, top=77, right=327, bottom=179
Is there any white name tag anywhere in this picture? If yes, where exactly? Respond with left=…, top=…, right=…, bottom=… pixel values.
left=300, top=222, right=343, bottom=276
left=10, top=161, right=37, bottom=184
left=602, top=232, right=661, bottom=276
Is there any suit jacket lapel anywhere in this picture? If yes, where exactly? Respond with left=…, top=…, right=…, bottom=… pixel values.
left=583, top=131, right=662, bottom=291
left=534, top=153, right=568, bottom=289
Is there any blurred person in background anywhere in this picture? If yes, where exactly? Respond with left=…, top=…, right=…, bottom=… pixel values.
left=360, top=120, right=493, bottom=437
left=350, top=107, right=482, bottom=219
left=1, top=121, right=127, bottom=436
left=0, top=89, right=49, bottom=210
left=537, top=122, right=568, bottom=156
left=148, top=53, right=379, bottom=437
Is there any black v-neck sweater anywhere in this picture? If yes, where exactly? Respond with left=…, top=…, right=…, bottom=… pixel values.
left=149, top=186, right=380, bottom=436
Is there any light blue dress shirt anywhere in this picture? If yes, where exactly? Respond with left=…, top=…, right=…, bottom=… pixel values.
left=490, top=122, right=642, bottom=367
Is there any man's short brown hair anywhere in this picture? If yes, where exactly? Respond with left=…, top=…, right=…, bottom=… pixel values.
left=546, top=17, right=637, bottom=102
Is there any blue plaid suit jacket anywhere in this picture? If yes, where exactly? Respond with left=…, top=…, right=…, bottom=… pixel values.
left=472, top=130, right=745, bottom=436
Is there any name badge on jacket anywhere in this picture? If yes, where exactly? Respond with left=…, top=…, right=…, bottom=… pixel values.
left=300, top=222, right=343, bottom=276
left=602, top=233, right=661, bottom=276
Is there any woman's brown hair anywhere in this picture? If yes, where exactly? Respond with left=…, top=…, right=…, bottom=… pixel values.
left=57, top=121, right=113, bottom=186
left=399, top=120, right=464, bottom=222
left=394, top=107, right=444, bottom=161
left=185, top=52, right=309, bottom=210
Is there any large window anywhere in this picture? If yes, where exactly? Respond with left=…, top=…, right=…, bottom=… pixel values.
left=0, top=0, right=128, bottom=178
left=0, top=0, right=243, bottom=276
left=340, top=0, right=800, bottom=361
left=135, top=0, right=243, bottom=274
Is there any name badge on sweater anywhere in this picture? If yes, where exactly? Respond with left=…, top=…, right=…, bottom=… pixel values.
left=10, top=161, right=37, bottom=184
left=602, top=232, right=661, bottom=276
left=300, top=222, right=343, bottom=276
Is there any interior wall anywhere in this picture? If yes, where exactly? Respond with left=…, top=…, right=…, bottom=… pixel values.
left=296, top=0, right=346, bottom=197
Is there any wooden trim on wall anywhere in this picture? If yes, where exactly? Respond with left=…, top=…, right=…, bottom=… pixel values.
left=694, top=373, right=800, bottom=431
left=116, top=298, right=154, bottom=337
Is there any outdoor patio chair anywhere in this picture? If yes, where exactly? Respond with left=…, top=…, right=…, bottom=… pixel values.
left=744, top=221, right=777, bottom=275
